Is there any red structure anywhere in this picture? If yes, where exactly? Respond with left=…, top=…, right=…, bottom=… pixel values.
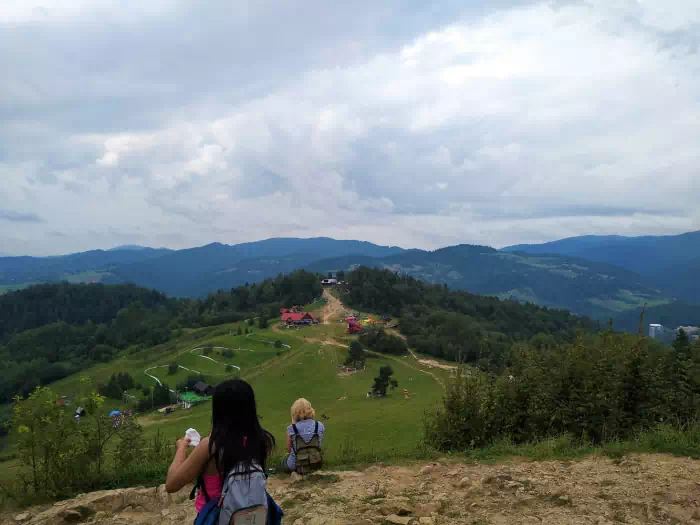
left=282, top=312, right=315, bottom=325
left=347, top=318, right=361, bottom=334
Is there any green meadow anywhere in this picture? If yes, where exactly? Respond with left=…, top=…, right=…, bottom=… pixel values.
left=1, top=301, right=446, bottom=483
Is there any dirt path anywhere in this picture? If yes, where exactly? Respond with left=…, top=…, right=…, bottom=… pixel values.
left=304, top=337, right=349, bottom=349
left=322, top=288, right=345, bottom=324
left=8, top=454, right=700, bottom=525
left=370, top=350, right=445, bottom=388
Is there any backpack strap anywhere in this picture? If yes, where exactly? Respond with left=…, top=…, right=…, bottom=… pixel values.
left=189, top=454, right=215, bottom=502
left=314, top=421, right=318, bottom=436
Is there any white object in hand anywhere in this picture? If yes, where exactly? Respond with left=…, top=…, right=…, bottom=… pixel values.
left=185, top=428, right=201, bottom=447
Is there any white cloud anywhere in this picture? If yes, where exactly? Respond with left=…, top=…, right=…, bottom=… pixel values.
left=0, top=0, right=699, bottom=255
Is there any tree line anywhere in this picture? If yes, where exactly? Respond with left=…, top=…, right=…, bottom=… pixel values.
left=426, top=329, right=700, bottom=450
left=342, top=267, right=597, bottom=370
left=0, top=271, right=322, bottom=405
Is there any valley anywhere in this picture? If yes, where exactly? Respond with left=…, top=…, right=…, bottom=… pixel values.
left=0, top=290, right=450, bottom=486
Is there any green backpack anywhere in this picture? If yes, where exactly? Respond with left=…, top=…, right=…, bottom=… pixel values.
left=292, top=421, right=323, bottom=475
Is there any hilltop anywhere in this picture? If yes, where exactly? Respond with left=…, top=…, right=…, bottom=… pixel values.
left=307, top=245, right=669, bottom=320
left=3, top=454, right=700, bottom=525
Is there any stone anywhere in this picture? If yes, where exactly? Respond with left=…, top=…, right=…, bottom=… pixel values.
left=380, top=500, right=414, bottom=516
left=94, top=511, right=108, bottom=520
left=504, top=481, right=524, bottom=490
left=157, top=485, right=171, bottom=507
left=121, top=506, right=133, bottom=514
left=292, top=520, right=305, bottom=525
left=446, top=468, right=462, bottom=477
left=14, top=513, right=31, bottom=522
left=307, top=518, right=344, bottom=525
left=458, top=477, right=471, bottom=488
left=385, top=516, right=415, bottom=525
left=420, top=465, right=435, bottom=475
left=60, top=510, right=83, bottom=522
left=419, top=519, right=435, bottom=525
left=416, top=503, right=440, bottom=517
left=160, top=509, right=170, bottom=517
left=557, top=495, right=570, bottom=505
left=290, top=472, right=303, bottom=483
left=692, top=509, right=700, bottom=520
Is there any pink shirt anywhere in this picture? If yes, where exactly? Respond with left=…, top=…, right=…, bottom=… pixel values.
left=194, top=474, right=223, bottom=512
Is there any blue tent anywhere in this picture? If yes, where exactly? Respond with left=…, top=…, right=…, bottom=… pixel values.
left=109, top=410, right=121, bottom=417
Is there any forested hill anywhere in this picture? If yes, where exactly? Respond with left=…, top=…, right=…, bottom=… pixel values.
left=0, top=247, right=171, bottom=287
left=0, top=271, right=321, bottom=405
left=503, top=230, right=700, bottom=276
left=504, top=230, right=700, bottom=304
left=308, top=244, right=668, bottom=320
left=0, top=283, right=172, bottom=340
left=342, top=267, right=597, bottom=369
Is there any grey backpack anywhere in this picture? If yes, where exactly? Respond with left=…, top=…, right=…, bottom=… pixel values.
left=217, top=466, right=267, bottom=525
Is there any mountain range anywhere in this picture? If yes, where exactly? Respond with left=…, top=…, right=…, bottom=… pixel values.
left=1, top=231, right=698, bottom=328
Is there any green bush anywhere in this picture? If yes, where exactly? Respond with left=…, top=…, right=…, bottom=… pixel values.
left=426, top=332, right=700, bottom=450
left=359, top=328, right=407, bottom=356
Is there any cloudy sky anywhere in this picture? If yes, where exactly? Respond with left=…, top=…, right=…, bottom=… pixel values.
left=1, top=0, right=699, bottom=256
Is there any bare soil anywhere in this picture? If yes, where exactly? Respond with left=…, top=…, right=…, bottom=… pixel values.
left=5, top=454, right=700, bottom=525
left=322, top=289, right=346, bottom=324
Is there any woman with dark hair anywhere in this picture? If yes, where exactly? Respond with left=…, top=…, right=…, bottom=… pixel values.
left=165, top=379, right=276, bottom=522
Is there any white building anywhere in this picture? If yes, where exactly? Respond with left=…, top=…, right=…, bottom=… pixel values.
left=649, top=324, right=664, bottom=339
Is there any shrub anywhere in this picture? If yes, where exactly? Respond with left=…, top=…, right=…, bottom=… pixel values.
left=425, top=332, right=700, bottom=451
left=359, top=328, right=407, bottom=356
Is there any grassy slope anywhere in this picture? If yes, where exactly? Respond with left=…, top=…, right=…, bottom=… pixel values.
left=1, top=298, right=445, bottom=480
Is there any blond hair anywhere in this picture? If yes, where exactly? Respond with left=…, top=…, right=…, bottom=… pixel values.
left=291, top=398, right=316, bottom=423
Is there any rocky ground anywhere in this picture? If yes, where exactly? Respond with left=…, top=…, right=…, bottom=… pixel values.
left=3, top=454, right=700, bottom=524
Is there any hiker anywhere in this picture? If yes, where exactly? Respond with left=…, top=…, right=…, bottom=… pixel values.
left=281, top=398, right=325, bottom=474
left=165, top=379, right=282, bottom=524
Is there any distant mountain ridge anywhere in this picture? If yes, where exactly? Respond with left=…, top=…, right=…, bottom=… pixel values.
left=503, top=230, right=700, bottom=303
left=0, top=247, right=172, bottom=287
left=305, top=244, right=672, bottom=320
left=1, top=233, right=696, bottom=328
left=0, top=238, right=404, bottom=297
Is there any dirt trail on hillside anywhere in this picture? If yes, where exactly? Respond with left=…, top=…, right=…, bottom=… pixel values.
left=6, top=454, right=700, bottom=525
left=323, top=289, right=345, bottom=324
left=386, top=328, right=458, bottom=374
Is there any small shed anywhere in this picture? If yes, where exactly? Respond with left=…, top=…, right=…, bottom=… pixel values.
left=193, top=381, right=212, bottom=396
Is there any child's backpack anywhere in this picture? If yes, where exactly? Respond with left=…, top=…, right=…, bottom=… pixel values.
left=292, top=421, right=323, bottom=475
left=193, top=466, right=283, bottom=525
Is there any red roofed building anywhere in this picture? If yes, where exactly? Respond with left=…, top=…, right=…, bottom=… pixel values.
left=282, top=312, right=315, bottom=325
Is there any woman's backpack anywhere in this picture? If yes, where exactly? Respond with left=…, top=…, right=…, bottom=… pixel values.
left=292, top=421, right=323, bottom=475
left=193, top=467, right=283, bottom=525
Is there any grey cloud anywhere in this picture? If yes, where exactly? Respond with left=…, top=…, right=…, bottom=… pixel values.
left=0, top=209, right=44, bottom=223
left=1, top=0, right=699, bottom=255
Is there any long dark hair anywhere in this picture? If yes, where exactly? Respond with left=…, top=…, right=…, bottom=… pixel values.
left=209, top=379, right=275, bottom=476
